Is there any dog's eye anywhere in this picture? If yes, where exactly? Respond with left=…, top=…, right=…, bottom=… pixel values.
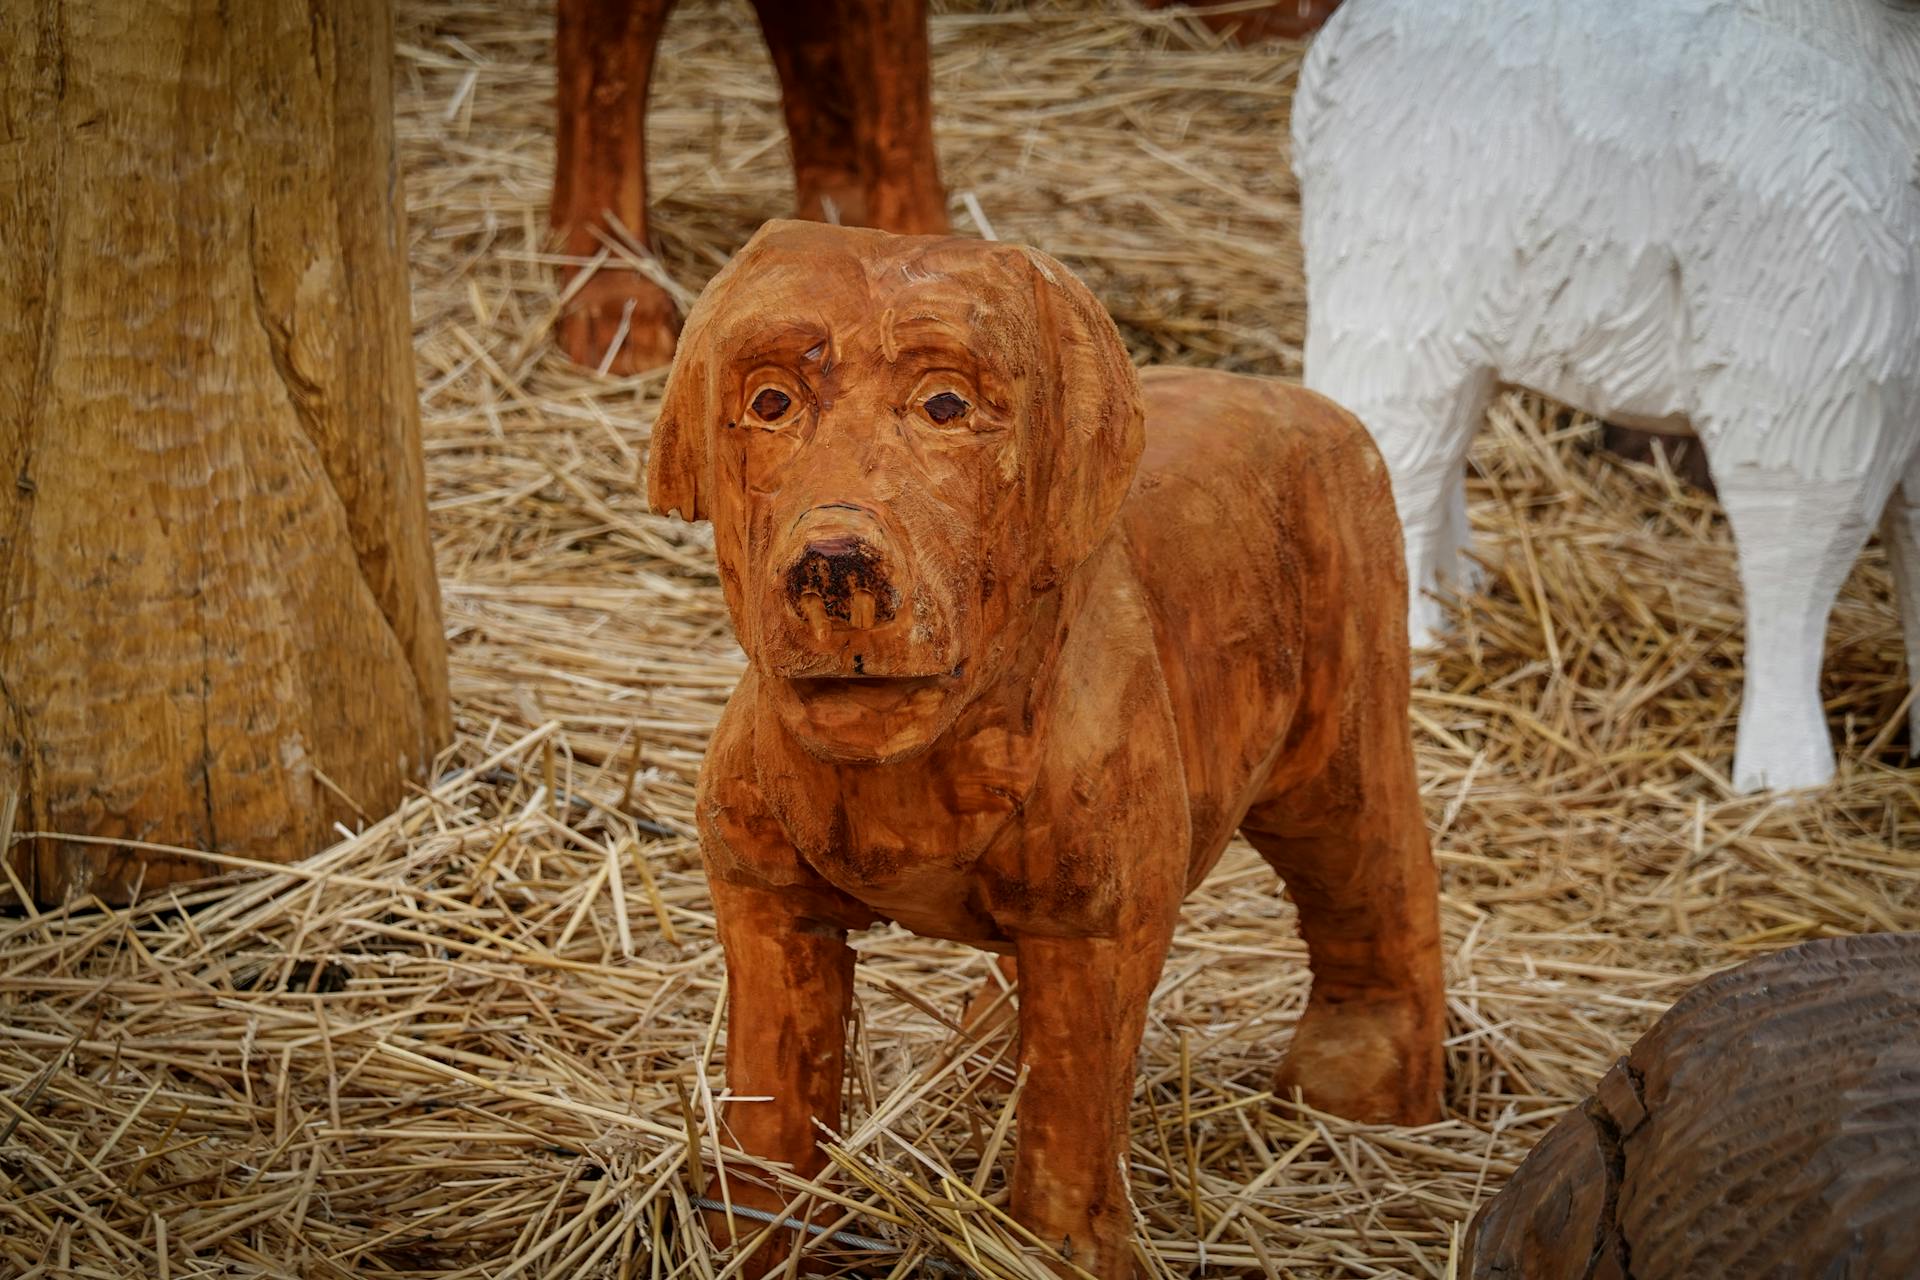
left=923, top=392, right=969, bottom=424
left=749, top=387, right=793, bottom=422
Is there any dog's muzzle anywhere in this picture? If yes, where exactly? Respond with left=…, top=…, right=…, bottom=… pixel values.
left=781, top=512, right=901, bottom=642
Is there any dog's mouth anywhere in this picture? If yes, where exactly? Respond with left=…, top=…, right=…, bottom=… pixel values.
left=782, top=669, right=962, bottom=711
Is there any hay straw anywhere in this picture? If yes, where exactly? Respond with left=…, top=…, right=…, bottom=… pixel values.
left=3, top=2, right=1917, bottom=1276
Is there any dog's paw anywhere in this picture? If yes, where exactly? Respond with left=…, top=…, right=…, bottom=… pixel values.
left=557, top=270, right=681, bottom=375
left=1272, top=995, right=1443, bottom=1126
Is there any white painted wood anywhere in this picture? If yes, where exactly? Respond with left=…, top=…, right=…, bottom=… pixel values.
left=1294, top=0, right=1920, bottom=793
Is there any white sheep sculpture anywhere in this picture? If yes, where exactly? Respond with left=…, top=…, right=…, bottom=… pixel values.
left=1293, top=0, right=1920, bottom=793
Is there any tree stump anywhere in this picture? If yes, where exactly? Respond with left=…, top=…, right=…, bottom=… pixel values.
left=1465, top=933, right=1920, bottom=1279
left=1, top=0, right=451, bottom=904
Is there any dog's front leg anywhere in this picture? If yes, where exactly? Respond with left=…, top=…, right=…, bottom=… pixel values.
left=704, top=875, right=856, bottom=1273
left=1012, top=924, right=1173, bottom=1280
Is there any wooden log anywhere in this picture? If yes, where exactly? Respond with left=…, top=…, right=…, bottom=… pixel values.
left=0, top=0, right=451, bottom=904
left=1465, top=932, right=1920, bottom=1279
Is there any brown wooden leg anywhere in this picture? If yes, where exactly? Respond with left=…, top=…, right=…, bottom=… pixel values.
left=703, top=877, right=856, bottom=1273
left=748, top=0, right=948, bottom=235
left=552, top=0, right=682, bottom=373
left=1242, top=742, right=1445, bottom=1125
left=1012, top=927, right=1171, bottom=1279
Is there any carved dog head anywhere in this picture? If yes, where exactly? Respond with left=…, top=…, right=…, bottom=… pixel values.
left=649, top=222, right=1143, bottom=763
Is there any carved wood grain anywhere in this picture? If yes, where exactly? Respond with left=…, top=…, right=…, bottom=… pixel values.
left=0, top=0, right=450, bottom=904
left=551, top=0, right=948, bottom=375
left=650, top=221, right=1444, bottom=1278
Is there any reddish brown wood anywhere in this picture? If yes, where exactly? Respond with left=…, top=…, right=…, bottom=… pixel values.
left=650, top=221, right=1444, bottom=1277
left=960, top=953, right=1020, bottom=1043
left=1147, top=0, right=1345, bottom=41
left=551, top=0, right=947, bottom=376
left=750, top=0, right=948, bottom=236
left=552, top=0, right=679, bottom=375
left=1465, top=933, right=1920, bottom=1280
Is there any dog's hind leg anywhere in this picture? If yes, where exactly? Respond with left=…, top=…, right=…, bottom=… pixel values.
left=1240, top=732, right=1445, bottom=1125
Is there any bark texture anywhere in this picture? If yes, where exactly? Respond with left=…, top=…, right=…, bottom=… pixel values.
left=1, top=0, right=450, bottom=904
left=1466, top=932, right=1920, bottom=1280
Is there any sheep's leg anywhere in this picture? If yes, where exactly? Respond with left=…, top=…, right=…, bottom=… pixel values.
left=1715, top=468, right=1877, bottom=793
left=1877, top=461, right=1920, bottom=750
left=1306, top=358, right=1494, bottom=648
left=1429, top=431, right=1478, bottom=636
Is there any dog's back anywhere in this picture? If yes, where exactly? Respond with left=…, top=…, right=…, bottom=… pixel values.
left=1120, top=366, right=1413, bottom=872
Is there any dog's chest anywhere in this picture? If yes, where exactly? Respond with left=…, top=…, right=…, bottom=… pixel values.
left=812, top=832, right=1005, bottom=943
left=767, top=749, right=1033, bottom=945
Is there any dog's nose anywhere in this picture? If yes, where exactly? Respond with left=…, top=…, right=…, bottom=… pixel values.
left=784, top=529, right=899, bottom=641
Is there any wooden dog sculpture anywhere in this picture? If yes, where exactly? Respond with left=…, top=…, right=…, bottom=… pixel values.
left=649, top=221, right=1445, bottom=1277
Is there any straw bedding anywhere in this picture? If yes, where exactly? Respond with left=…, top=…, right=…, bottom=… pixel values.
left=4, top=2, right=1917, bottom=1276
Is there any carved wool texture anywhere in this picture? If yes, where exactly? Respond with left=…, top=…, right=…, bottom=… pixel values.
left=1294, top=0, right=1920, bottom=793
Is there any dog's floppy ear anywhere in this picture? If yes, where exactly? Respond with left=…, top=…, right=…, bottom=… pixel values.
left=648, top=231, right=774, bottom=521
left=646, top=285, right=719, bottom=522
left=1023, top=246, right=1145, bottom=581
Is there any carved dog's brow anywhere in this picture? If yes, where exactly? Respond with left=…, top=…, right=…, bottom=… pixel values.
left=888, top=314, right=970, bottom=342
left=726, top=321, right=829, bottom=366
left=880, top=313, right=974, bottom=364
